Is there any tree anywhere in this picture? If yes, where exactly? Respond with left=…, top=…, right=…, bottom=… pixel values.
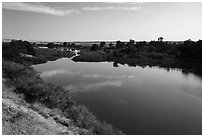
left=116, top=41, right=126, bottom=49
left=127, top=39, right=135, bottom=48
left=158, top=37, right=164, bottom=42
left=3, top=42, right=20, bottom=60
left=63, top=42, right=68, bottom=47
left=90, top=44, right=99, bottom=51
left=23, top=41, right=35, bottom=55
left=128, top=39, right=135, bottom=45
left=113, top=62, right=119, bottom=67
left=109, top=42, right=113, bottom=48
left=71, top=43, right=75, bottom=47
left=47, top=42, right=55, bottom=48
left=2, top=40, right=35, bottom=60
left=100, top=42, right=106, bottom=48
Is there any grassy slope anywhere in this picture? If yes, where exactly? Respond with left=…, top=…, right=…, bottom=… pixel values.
left=2, top=79, right=88, bottom=135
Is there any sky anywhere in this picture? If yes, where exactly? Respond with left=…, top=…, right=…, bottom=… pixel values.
left=2, top=2, right=202, bottom=42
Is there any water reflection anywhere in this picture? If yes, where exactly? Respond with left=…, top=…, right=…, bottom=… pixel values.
left=113, top=62, right=119, bottom=67
left=113, top=60, right=202, bottom=78
left=65, top=80, right=122, bottom=92
left=83, top=74, right=135, bottom=79
left=32, top=58, right=202, bottom=135
left=41, top=69, right=80, bottom=78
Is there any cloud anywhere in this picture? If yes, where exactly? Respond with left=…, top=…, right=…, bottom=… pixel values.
left=82, top=6, right=141, bottom=11
left=2, top=2, right=79, bottom=16
left=41, top=69, right=80, bottom=78
left=106, top=2, right=144, bottom=5
left=64, top=80, right=122, bottom=92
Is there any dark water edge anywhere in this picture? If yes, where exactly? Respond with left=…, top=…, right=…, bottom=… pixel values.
left=73, top=57, right=202, bottom=78
left=115, top=59, right=202, bottom=78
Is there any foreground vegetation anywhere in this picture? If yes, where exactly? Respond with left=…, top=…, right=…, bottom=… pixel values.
left=3, top=79, right=88, bottom=135
left=2, top=40, right=123, bottom=135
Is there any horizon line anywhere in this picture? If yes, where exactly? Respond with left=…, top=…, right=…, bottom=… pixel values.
left=2, top=38, right=202, bottom=43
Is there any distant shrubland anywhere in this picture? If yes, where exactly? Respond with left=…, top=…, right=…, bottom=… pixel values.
left=72, top=38, right=202, bottom=77
left=75, top=39, right=202, bottom=62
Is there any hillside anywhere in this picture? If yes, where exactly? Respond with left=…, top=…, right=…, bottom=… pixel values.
left=2, top=78, right=88, bottom=135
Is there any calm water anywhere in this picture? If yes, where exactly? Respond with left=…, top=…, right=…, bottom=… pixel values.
left=32, top=58, right=202, bottom=135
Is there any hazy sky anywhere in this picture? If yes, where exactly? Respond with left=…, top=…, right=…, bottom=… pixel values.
left=2, top=2, right=202, bottom=41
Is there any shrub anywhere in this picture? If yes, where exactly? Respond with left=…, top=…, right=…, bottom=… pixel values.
left=148, top=52, right=168, bottom=59
left=2, top=60, right=39, bottom=80
left=90, top=44, right=99, bottom=51
left=65, top=105, right=122, bottom=134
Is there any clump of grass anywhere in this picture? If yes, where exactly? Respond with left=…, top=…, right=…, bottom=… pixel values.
left=30, top=103, right=51, bottom=119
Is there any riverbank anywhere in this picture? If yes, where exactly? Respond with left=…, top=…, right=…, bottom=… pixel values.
left=2, top=58, right=123, bottom=135
left=72, top=49, right=202, bottom=77
left=18, top=47, right=75, bottom=65
left=2, top=78, right=87, bottom=135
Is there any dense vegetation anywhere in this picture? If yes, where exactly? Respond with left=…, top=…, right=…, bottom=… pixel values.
left=2, top=40, right=123, bottom=135
left=3, top=40, right=75, bottom=65
left=86, top=39, right=202, bottom=61
left=73, top=39, right=202, bottom=77
left=3, top=40, right=35, bottom=62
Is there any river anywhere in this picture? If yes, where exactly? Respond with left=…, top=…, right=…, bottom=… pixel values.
left=32, top=57, right=202, bottom=135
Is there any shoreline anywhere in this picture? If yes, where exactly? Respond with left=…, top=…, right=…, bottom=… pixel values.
left=2, top=59, right=123, bottom=135
left=71, top=50, right=201, bottom=78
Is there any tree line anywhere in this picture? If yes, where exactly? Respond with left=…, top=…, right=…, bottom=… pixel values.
left=90, top=39, right=202, bottom=61
left=3, top=38, right=202, bottom=62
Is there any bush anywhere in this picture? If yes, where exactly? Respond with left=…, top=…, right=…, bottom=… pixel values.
left=65, top=105, right=121, bottom=134
left=90, top=44, right=99, bottom=51
left=148, top=52, right=168, bottom=59
left=2, top=60, right=38, bottom=79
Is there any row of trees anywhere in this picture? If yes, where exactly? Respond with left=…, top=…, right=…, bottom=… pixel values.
left=90, top=42, right=115, bottom=51
left=90, top=42, right=108, bottom=51
left=90, top=38, right=164, bottom=51
left=3, top=38, right=202, bottom=61
left=89, top=38, right=202, bottom=61
left=45, top=42, right=76, bottom=48
left=114, top=39, right=202, bottom=61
